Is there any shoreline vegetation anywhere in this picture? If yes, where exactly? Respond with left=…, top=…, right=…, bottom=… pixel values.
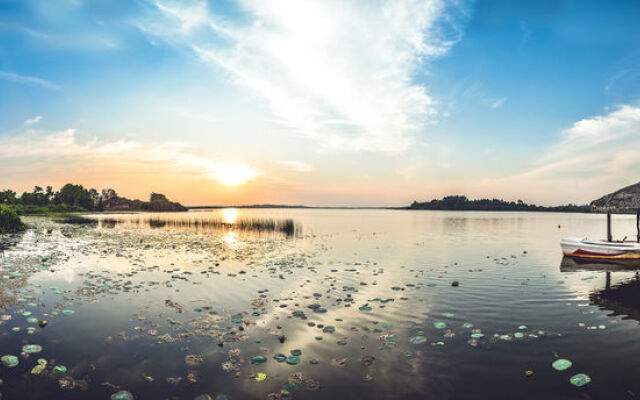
left=0, top=184, right=187, bottom=215
left=408, top=195, right=591, bottom=212
left=2, top=182, right=629, bottom=235
left=0, top=184, right=187, bottom=233
left=0, top=205, right=25, bottom=234
left=58, top=214, right=299, bottom=237
left=188, top=196, right=592, bottom=213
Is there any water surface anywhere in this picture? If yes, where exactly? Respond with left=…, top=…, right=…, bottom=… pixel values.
left=1, top=209, right=640, bottom=399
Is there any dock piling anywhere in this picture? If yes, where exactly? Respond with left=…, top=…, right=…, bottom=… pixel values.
left=636, top=209, right=639, bottom=243
left=607, top=211, right=612, bottom=242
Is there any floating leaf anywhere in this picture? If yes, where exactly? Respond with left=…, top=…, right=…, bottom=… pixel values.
left=569, top=373, right=591, bottom=387
left=552, top=359, right=572, bottom=371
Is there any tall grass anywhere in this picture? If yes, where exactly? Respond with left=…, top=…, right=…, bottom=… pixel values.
left=62, top=214, right=300, bottom=237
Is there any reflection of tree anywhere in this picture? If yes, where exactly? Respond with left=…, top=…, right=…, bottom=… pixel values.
left=591, top=273, right=640, bottom=323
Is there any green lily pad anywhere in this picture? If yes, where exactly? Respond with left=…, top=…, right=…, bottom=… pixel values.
left=22, top=344, right=43, bottom=354
left=111, top=391, right=134, bottom=400
left=434, top=322, right=447, bottom=329
left=285, top=356, right=300, bottom=365
left=409, top=335, right=427, bottom=344
left=1, top=355, right=19, bottom=368
left=53, top=365, right=67, bottom=374
left=251, top=356, right=267, bottom=365
left=569, top=373, right=591, bottom=387
left=552, top=359, right=572, bottom=371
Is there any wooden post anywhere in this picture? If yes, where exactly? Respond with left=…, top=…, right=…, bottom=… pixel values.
left=636, top=209, right=639, bottom=243
left=607, top=211, right=612, bottom=242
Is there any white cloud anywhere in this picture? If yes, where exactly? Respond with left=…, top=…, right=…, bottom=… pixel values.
left=0, top=129, right=261, bottom=186
left=475, top=105, right=640, bottom=204
left=276, top=160, right=314, bottom=173
left=141, top=0, right=464, bottom=152
left=490, top=97, right=507, bottom=109
left=25, top=115, right=42, bottom=124
left=0, top=71, right=60, bottom=90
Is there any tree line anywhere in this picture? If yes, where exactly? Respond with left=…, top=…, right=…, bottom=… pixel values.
left=0, top=184, right=187, bottom=214
left=408, top=195, right=590, bottom=212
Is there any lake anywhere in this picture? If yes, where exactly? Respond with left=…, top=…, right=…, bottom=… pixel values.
left=1, top=209, right=640, bottom=399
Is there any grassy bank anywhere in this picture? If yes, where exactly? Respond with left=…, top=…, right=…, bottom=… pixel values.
left=0, top=205, right=26, bottom=234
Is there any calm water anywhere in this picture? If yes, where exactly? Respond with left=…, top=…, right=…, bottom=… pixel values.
left=2, top=209, right=640, bottom=400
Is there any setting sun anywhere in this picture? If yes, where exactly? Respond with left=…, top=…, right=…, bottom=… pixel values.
left=209, top=164, right=259, bottom=186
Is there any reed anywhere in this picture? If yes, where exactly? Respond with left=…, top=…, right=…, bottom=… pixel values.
left=88, top=214, right=300, bottom=237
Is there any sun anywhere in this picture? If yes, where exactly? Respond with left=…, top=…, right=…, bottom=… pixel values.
left=210, top=164, right=259, bottom=186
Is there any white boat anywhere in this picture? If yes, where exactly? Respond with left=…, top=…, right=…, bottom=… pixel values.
left=561, top=237, right=640, bottom=259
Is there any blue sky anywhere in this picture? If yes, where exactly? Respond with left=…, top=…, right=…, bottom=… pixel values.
left=1, top=0, right=639, bottom=206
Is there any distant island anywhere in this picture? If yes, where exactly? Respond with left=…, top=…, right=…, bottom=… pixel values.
left=408, top=195, right=590, bottom=212
left=0, top=184, right=187, bottom=215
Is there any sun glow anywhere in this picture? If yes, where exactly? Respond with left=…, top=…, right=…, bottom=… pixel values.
left=210, top=163, right=259, bottom=186
left=222, top=208, right=238, bottom=224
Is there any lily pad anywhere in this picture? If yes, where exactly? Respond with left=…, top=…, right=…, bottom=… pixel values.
left=286, top=356, right=300, bottom=365
left=1, top=355, right=19, bottom=368
left=552, top=359, right=572, bottom=371
left=569, top=373, right=591, bottom=387
left=251, top=356, right=267, bottom=365
left=22, top=344, right=43, bottom=354
left=409, top=335, right=427, bottom=344
left=31, top=364, right=46, bottom=375
left=53, top=365, right=68, bottom=374
left=111, top=391, right=134, bottom=400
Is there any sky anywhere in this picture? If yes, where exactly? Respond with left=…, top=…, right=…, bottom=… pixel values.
left=1, top=0, right=639, bottom=207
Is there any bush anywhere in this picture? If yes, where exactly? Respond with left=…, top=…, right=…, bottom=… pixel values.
left=0, top=205, right=26, bottom=234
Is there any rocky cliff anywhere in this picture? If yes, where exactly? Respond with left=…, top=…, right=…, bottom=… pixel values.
left=591, top=181, right=640, bottom=212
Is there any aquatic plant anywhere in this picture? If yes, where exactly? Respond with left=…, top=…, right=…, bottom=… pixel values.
left=88, top=214, right=301, bottom=237
left=55, top=215, right=99, bottom=225
left=0, top=205, right=26, bottom=234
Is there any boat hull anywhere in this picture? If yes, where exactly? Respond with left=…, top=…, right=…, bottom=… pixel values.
left=561, top=237, right=640, bottom=259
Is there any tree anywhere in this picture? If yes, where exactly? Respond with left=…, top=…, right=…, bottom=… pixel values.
left=0, top=190, right=17, bottom=205
left=55, top=183, right=95, bottom=210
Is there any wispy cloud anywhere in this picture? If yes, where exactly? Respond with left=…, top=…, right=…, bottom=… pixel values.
left=140, top=0, right=465, bottom=152
left=489, top=97, right=507, bottom=109
left=276, top=160, right=314, bottom=173
left=0, top=129, right=261, bottom=186
left=476, top=105, right=640, bottom=204
left=25, top=116, right=42, bottom=124
left=0, top=71, right=61, bottom=90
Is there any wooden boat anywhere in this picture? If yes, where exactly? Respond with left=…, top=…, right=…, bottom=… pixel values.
left=561, top=237, right=640, bottom=259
